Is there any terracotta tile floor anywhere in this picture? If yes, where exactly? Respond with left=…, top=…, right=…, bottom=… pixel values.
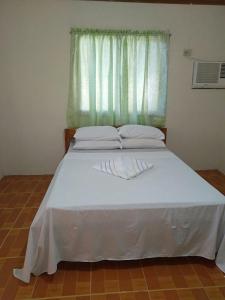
left=0, top=171, right=225, bottom=300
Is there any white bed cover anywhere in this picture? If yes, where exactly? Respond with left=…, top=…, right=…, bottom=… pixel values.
left=14, top=149, right=225, bottom=283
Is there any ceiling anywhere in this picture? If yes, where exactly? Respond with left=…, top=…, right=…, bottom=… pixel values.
left=80, top=0, right=225, bottom=5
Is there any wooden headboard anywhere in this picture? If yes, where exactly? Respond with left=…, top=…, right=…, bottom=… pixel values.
left=64, top=127, right=167, bottom=153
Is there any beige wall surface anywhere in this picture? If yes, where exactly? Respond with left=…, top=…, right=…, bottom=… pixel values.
left=0, top=0, right=225, bottom=175
left=221, top=118, right=225, bottom=174
left=0, top=163, right=3, bottom=179
left=221, top=148, right=225, bottom=174
left=0, top=153, right=3, bottom=179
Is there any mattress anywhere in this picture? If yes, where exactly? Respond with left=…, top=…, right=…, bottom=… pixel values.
left=14, top=149, right=225, bottom=283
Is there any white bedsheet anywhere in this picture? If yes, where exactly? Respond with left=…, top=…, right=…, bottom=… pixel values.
left=14, top=149, right=225, bottom=283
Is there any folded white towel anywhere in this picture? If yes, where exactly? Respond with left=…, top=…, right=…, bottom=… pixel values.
left=93, top=157, right=153, bottom=180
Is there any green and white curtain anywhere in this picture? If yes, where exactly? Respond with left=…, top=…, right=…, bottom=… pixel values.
left=67, top=28, right=169, bottom=127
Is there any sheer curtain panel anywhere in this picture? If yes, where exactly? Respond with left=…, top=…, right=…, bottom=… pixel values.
left=67, top=28, right=169, bottom=127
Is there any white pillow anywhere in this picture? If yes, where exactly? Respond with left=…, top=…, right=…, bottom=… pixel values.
left=74, top=126, right=120, bottom=141
left=73, top=140, right=121, bottom=150
left=118, top=125, right=165, bottom=140
left=121, top=138, right=166, bottom=149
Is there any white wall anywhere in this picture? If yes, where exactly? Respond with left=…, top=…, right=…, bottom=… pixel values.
left=0, top=143, right=3, bottom=179
left=0, top=159, right=3, bottom=180
left=220, top=117, right=225, bottom=174
left=221, top=148, right=225, bottom=174
left=0, top=0, right=225, bottom=174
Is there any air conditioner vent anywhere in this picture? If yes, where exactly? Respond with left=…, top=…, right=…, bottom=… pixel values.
left=196, top=63, right=219, bottom=83
left=220, top=63, right=225, bottom=79
left=192, top=61, right=225, bottom=89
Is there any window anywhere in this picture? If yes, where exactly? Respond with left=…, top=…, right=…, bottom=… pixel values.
left=67, top=28, right=169, bottom=127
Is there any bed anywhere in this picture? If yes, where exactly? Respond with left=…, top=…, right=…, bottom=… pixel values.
left=14, top=127, right=225, bottom=283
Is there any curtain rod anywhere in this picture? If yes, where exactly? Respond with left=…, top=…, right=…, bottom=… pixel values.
left=70, top=27, right=172, bottom=36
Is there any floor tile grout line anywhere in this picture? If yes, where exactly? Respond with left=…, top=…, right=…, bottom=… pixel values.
left=5, top=183, right=40, bottom=217
left=0, top=226, right=17, bottom=230
left=6, top=180, right=51, bottom=299
left=24, top=189, right=37, bottom=207
left=0, top=232, right=10, bottom=249
left=1, top=216, right=30, bottom=230
left=17, top=285, right=225, bottom=300
left=141, top=261, right=151, bottom=300
left=0, top=222, right=13, bottom=250
left=0, top=189, right=37, bottom=253
left=12, top=226, right=30, bottom=230
left=0, top=192, right=34, bottom=210
left=0, top=255, right=25, bottom=260
left=6, top=180, right=45, bottom=300
left=10, top=199, right=30, bottom=228
left=0, top=182, right=11, bottom=193
left=31, top=265, right=41, bottom=299
left=0, top=205, right=29, bottom=209
left=90, top=261, right=92, bottom=295
left=28, top=180, right=49, bottom=299
left=187, top=257, right=212, bottom=288
left=0, top=179, right=39, bottom=194
left=0, top=207, right=25, bottom=210
left=0, top=180, right=44, bottom=258
left=0, top=205, right=33, bottom=230
left=1, top=255, right=224, bottom=291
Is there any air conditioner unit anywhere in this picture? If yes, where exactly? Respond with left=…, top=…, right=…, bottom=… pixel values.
left=192, top=61, right=225, bottom=89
